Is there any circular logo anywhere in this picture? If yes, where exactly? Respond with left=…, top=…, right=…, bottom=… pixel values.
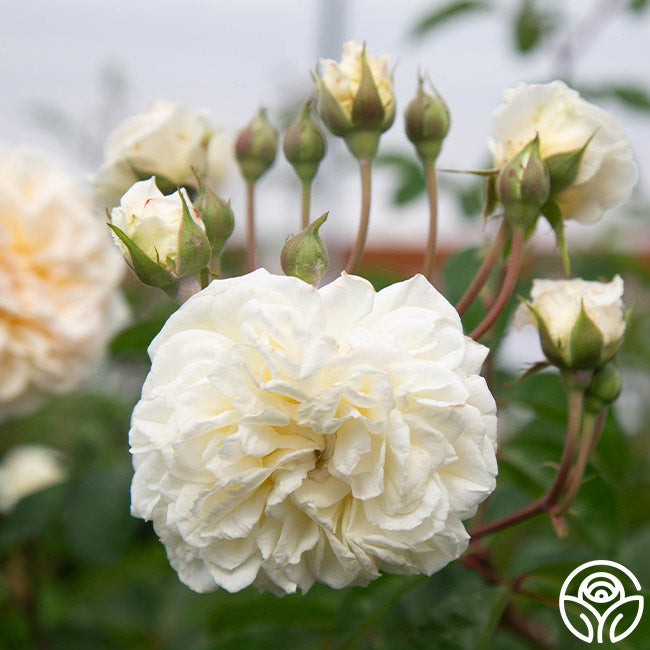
left=560, top=560, right=644, bottom=644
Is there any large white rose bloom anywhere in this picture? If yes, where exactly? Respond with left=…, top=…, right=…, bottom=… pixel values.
left=130, top=270, right=497, bottom=595
left=92, top=101, right=227, bottom=211
left=490, top=81, right=636, bottom=223
left=0, top=144, right=127, bottom=419
left=0, top=444, right=67, bottom=513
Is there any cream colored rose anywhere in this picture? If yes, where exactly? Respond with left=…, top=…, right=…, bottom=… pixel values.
left=319, top=41, right=394, bottom=128
left=515, top=276, right=626, bottom=369
left=0, top=445, right=67, bottom=513
left=130, top=270, right=497, bottom=595
left=490, top=81, right=636, bottom=223
left=93, top=101, right=225, bottom=210
left=0, top=144, right=127, bottom=419
left=110, top=177, right=204, bottom=274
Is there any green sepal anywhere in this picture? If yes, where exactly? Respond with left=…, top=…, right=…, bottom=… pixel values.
left=568, top=300, right=605, bottom=369
left=280, top=212, right=329, bottom=285
left=315, top=71, right=353, bottom=137
left=522, top=298, right=566, bottom=368
left=482, top=174, right=498, bottom=220
left=351, top=45, right=386, bottom=130
left=126, top=162, right=178, bottom=196
left=107, top=221, right=176, bottom=290
left=175, top=191, right=211, bottom=278
left=543, top=200, right=571, bottom=276
left=544, top=132, right=595, bottom=195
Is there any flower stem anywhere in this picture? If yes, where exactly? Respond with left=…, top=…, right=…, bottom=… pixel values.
left=246, top=179, right=257, bottom=272
left=469, top=390, right=584, bottom=541
left=557, top=408, right=607, bottom=515
left=456, top=219, right=509, bottom=317
left=173, top=275, right=202, bottom=303
left=345, top=156, right=372, bottom=275
left=301, top=179, right=311, bottom=230
left=469, top=226, right=524, bottom=340
left=422, top=161, right=438, bottom=283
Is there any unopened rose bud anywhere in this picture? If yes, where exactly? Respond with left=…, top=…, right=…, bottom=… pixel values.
left=497, top=135, right=550, bottom=229
left=193, top=171, right=234, bottom=260
left=585, top=361, right=622, bottom=413
left=515, top=276, right=626, bottom=371
left=235, top=109, right=278, bottom=183
left=283, top=100, right=327, bottom=183
left=280, top=213, right=329, bottom=285
left=405, top=78, right=450, bottom=163
left=109, top=177, right=211, bottom=292
left=316, top=41, right=394, bottom=159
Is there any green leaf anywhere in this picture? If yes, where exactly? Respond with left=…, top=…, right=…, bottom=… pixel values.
left=410, top=1, right=491, bottom=38
left=64, top=464, right=136, bottom=564
left=514, top=0, right=555, bottom=53
left=375, top=152, right=426, bottom=205
left=476, top=585, right=511, bottom=649
left=107, top=222, right=177, bottom=290
left=482, top=174, right=498, bottom=220
left=581, top=83, right=650, bottom=113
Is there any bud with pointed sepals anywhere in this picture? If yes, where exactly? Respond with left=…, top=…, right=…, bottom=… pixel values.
left=235, top=109, right=278, bottom=183
left=281, top=213, right=329, bottom=285
left=192, top=170, right=234, bottom=262
left=108, top=177, right=211, bottom=295
left=316, top=41, right=394, bottom=159
left=584, top=361, right=622, bottom=413
left=514, top=276, right=626, bottom=371
left=497, top=135, right=550, bottom=229
left=283, top=99, right=327, bottom=183
left=405, top=77, right=450, bottom=163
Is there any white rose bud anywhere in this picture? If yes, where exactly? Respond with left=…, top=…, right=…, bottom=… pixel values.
left=515, top=276, right=626, bottom=370
left=317, top=41, right=395, bottom=159
left=0, top=445, right=67, bottom=513
left=109, top=178, right=210, bottom=291
left=93, top=101, right=223, bottom=211
left=490, top=81, right=636, bottom=224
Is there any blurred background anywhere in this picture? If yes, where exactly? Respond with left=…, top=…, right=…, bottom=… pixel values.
left=1, top=1, right=649, bottom=648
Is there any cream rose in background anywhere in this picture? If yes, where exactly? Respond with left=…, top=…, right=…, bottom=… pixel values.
left=129, top=270, right=497, bottom=595
left=0, top=144, right=127, bottom=419
left=490, top=81, right=637, bottom=223
left=515, top=275, right=626, bottom=369
left=0, top=444, right=68, bottom=513
left=92, top=101, right=228, bottom=211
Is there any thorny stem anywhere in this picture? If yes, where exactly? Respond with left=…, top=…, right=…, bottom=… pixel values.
left=470, top=227, right=524, bottom=340
left=557, top=408, right=607, bottom=515
left=469, top=390, right=584, bottom=541
left=301, top=179, right=311, bottom=230
left=345, top=157, right=372, bottom=275
left=422, top=161, right=438, bottom=283
left=246, top=179, right=257, bottom=272
left=456, top=219, right=509, bottom=317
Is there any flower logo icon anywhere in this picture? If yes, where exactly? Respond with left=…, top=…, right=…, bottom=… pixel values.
left=560, top=560, right=644, bottom=643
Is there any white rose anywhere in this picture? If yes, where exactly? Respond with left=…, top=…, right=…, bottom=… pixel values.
left=93, top=101, right=225, bottom=210
left=130, top=270, right=497, bottom=595
left=319, top=41, right=394, bottom=127
left=0, top=144, right=127, bottom=419
left=110, top=177, right=204, bottom=274
left=515, top=275, right=626, bottom=369
left=490, top=81, right=637, bottom=223
left=0, top=445, right=67, bottom=513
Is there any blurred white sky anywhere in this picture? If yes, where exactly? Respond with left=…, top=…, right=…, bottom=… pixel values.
left=1, top=0, right=648, bottom=257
